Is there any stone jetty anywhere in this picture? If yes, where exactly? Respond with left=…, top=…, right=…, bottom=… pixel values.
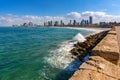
left=69, top=27, right=120, bottom=80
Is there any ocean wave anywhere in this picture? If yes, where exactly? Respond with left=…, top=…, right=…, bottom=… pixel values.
left=44, top=33, right=86, bottom=71
left=44, top=28, right=108, bottom=71
left=44, top=41, right=74, bottom=69
left=72, top=33, right=86, bottom=42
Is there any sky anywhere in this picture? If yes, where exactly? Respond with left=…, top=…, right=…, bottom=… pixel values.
left=0, top=0, right=120, bottom=26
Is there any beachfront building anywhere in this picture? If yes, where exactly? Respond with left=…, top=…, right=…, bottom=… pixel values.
left=89, top=16, right=93, bottom=24
left=54, top=21, right=59, bottom=26
left=68, top=20, right=72, bottom=26
left=20, top=22, right=34, bottom=27
left=73, top=20, right=77, bottom=26
left=28, top=22, right=34, bottom=26
left=43, top=16, right=93, bottom=27
left=81, top=19, right=89, bottom=25
left=60, top=20, right=64, bottom=26
left=48, top=21, right=53, bottom=26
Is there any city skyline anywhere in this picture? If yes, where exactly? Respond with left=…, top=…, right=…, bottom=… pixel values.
left=43, top=16, right=93, bottom=26
left=0, top=0, right=120, bottom=26
left=17, top=16, right=93, bottom=27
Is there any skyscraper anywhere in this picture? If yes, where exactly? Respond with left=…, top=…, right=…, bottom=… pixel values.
left=89, top=16, right=93, bottom=24
left=60, top=20, right=63, bottom=26
left=54, top=21, right=59, bottom=26
left=70, top=20, right=72, bottom=25
left=73, top=20, right=76, bottom=26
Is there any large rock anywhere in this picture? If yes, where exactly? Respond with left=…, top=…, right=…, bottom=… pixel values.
left=69, top=28, right=120, bottom=80
left=92, top=30, right=119, bottom=65
left=69, top=56, right=120, bottom=80
left=71, top=31, right=108, bottom=61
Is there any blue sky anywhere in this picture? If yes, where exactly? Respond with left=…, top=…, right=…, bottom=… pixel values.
left=0, top=0, right=120, bottom=26
left=0, top=0, right=120, bottom=16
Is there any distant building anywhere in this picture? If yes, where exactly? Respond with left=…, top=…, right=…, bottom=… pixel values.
left=68, top=20, right=72, bottom=26
left=89, top=16, right=93, bottom=24
left=73, top=20, right=77, bottom=26
left=48, top=21, right=53, bottom=26
left=100, top=22, right=106, bottom=25
left=60, top=20, right=64, bottom=26
left=100, top=22, right=112, bottom=28
left=70, top=20, right=72, bottom=25
left=44, top=22, right=48, bottom=26
left=81, top=19, right=86, bottom=25
left=23, top=23, right=28, bottom=27
left=86, top=20, right=89, bottom=25
left=28, top=22, right=34, bottom=26
left=54, top=21, right=59, bottom=26
left=80, top=19, right=90, bottom=26
left=84, top=20, right=87, bottom=25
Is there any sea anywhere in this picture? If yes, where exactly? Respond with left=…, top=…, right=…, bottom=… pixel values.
left=0, top=27, right=103, bottom=80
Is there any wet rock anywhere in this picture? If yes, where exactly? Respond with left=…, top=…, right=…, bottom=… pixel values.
left=71, top=55, right=76, bottom=59
left=70, top=31, right=109, bottom=61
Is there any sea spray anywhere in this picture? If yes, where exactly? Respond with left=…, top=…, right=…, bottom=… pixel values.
left=72, top=33, right=86, bottom=42
left=44, top=29, right=105, bottom=72
left=0, top=27, right=107, bottom=80
left=45, top=41, right=74, bottom=69
left=44, top=33, right=86, bottom=71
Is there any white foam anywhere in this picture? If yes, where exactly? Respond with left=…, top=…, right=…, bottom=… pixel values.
left=44, top=27, right=108, bottom=71
left=61, top=27, right=108, bottom=34
left=72, top=33, right=86, bottom=42
left=44, top=41, right=74, bottom=69
left=44, top=39, right=83, bottom=72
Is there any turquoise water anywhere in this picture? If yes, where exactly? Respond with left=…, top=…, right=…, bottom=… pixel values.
left=0, top=27, right=95, bottom=80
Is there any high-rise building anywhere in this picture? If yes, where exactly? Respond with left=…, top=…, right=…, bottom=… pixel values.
left=81, top=19, right=85, bottom=25
left=48, top=21, right=53, bottom=26
left=86, top=20, right=89, bottom=25
left=73, top=20, right=76, bottom=26
left=70, top=20, right=72, bottom=25
left=44, top=22, right=47, bottom=26
left=60, top=20, right=63, bottom=26
left=89, top=16, right=93, bottom=24
left=23, top=23, right=28, bottom=27
left=28, top=22, right=34, bottom=26
left=54, top=21, right=59, bottom=26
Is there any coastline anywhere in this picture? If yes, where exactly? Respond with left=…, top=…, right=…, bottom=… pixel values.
left=69, top=27, right=120, bottom=80
left=50, top=26, right=110, bottom=30
left=45, top=27, right=109, bottom=69
left=0, top=28, right=112, bottom=80
left=45, top=27, right=110, bottom=80
left=49, top=26, right=110, bottom=36
left=7, top=26, right=111, bottom=34
left=70, top=30, right=109, bottom=61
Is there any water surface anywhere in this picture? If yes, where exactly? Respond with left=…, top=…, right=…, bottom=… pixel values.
left=0, top=27, right=96, bottom=80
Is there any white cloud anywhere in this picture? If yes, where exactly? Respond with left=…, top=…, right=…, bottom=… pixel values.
left=67, top=12, right=81, bottom=19
left=81, top=11, right=107, bottom=17
left=0, top=14, right=67, bottom=26
left=80, top=11, right=120, bottom=23
left=0, top=11, right=120, bottom=26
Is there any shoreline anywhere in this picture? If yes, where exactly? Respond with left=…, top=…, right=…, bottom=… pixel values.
left=69, top=27, right=120, bottom=80
left=10, top=26, right=111, bottom=30
left=50, top=26, right=110, bottom=35
left=50, top=26, right=110, bottom=30
left=44, top=27, right=107, bottom=78
left=70, top=30, right=109, bottom=61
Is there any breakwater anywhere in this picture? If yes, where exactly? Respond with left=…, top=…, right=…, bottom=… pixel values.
left=69, top=27, right=120, bottom=80
left=1, top=27, right=104, bottom=80
left=71, top=30, right=109, bottom=61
